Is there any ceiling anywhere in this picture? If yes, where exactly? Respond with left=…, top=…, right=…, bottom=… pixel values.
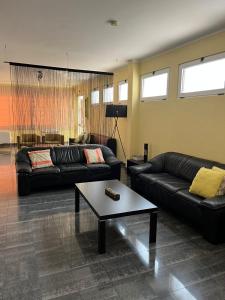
left=1, top=0, right=225, bottom=83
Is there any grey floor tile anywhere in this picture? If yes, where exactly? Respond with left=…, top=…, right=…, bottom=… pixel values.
left=80, top=284, right=119, bottom=300
left=2, top=280, right=41, bottom=300
left=39, top=270, right=78, bottom=299
left=112, top=274, right=157, bottom=300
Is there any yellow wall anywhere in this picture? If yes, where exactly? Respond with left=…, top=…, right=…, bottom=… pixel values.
left=135, top=31, right=225, bottom=163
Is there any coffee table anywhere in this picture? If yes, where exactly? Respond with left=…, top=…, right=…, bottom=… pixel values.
left=75, top=180, right=158, bottom=254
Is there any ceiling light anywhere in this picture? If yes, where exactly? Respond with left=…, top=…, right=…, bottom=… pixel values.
left=107, top=19, right=119, bottom=27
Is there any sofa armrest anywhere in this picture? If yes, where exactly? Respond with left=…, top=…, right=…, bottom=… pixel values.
left=16, top=162, right=32, bottom=174
left=105, top=156, right=121, bottom=166
left=129, top=163, right=152, bottom=176
left=201, top=195, right=225, bottom=210
left=201, top=195, right=225, bottom=243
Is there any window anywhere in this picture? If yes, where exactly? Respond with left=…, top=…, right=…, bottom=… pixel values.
left=103, top=86, right=113, bottom=103
left=141, top=68, right=169, bottom=100
left=118, top=80, right=128, bottom=101
left=178, top=52, right=225, bottom=98
left=91, top=89, right=100, bottom=104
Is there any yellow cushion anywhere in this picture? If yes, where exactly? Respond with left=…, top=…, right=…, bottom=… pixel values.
left=212, top=166, right=225, bottom=175
left=212, top=166, right=225, bottom=196
left=189, top=167, right=224, bottom=198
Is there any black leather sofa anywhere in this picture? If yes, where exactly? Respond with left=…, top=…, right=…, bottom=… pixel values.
left=16, top=144, right=121, bottom=196
left=130, top=152, right=225, bottom=244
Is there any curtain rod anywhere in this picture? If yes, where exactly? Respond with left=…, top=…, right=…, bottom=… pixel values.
left=5, top=61, right=114, bottom=76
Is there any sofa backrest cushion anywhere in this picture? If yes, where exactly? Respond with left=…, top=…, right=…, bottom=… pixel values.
left=152, top=152, right=215, bottom=182
left=163, top=152, right=188, bottom=177
left=213, top=162, right=225, bottom=171
left=53, top=146, right=80, bottom=164
left=148, top=153, right=166, bottom=173
left=178, top=156, right=214, bottom=182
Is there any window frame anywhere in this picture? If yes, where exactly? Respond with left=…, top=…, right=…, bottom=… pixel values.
left=118, top=80, right=128, bottom=102
left=140, top=67, right=170, bottom=101
left=178, top=52, right=225, bottom=98
left=91, top=89, right=100, bottom=105
left=103, top=85, right=114, bottom=103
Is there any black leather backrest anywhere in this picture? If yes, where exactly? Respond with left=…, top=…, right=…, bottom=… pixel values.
left=178, top=156, right=213, bottom=182
left=78, top=144, right=114, bottom=162
left=211, top=162, right=225, bottom=171
left=53, top=146, right=80, bottom=164
left=160, top=152, right=214, bottom=182
left=16, top=147, right=55, bottom=165
left=164, top=152, right=188, bottom=177
left=148, top=153, right=166, bottom=172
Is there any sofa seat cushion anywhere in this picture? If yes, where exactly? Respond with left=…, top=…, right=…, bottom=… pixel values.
left=174, top=189, right=204, bottom=206
left=137, top=173, right=169, bottom=197
left=138, top=172, right=168, bottom=184
left=59, top=163, right=88, bottom=173
left=86, top=163, right=111, bottom=174
left=139, top=173, right=189, bottom=193
left=155, top=175, right=190, bottom=193
left=58, top=163, right=89, bottom=184
left=31, top=166, right=60, bottom=175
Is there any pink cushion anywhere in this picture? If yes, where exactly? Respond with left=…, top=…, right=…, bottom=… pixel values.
left=84, top=148, right=105, bottom=164
left=28, top=149, right=54, bottom=169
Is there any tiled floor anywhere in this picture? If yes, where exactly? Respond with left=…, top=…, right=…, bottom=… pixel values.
left=0, top=149, right=225, bottom=299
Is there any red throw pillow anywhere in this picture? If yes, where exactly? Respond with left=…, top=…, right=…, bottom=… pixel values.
left=84, top=148, right=105, bottom=164
left=28, top=149, right=54, bottom=169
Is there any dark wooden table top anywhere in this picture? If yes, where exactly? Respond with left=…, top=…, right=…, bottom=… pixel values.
left=75, top=180, right=157, bottom=220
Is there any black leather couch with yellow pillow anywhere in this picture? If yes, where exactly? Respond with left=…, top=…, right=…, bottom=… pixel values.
left=129, top=152, right=225, bottom=244
left=16, top=144, right=121, bottom=196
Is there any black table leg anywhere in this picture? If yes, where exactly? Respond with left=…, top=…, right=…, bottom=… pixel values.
left=75, top=186, right=80, bottom=213
left=75, top=214, right=80, bottom=234
left=98, top=220, right=106, bottom=254
left=149, top=211, right=157, bottom=243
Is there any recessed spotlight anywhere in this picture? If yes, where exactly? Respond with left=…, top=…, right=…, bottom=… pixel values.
left=107, top=19, right=119, bottom=27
